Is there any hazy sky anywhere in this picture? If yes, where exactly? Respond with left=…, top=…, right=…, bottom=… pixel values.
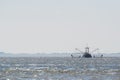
left=0, top=0, right=120, bottom=53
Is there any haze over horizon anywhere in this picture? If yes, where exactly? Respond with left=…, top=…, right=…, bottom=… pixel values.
left=0, top=0, right=120, bottom=53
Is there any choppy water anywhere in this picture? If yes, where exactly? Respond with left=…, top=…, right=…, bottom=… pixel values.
left=0, top=57, right=120, bottom=80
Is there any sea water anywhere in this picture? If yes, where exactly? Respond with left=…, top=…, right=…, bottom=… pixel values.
left=0, top=57, right=120, bottom=80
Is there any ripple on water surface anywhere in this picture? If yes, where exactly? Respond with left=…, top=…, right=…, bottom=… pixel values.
left=0, top=57, right=120, bottom=80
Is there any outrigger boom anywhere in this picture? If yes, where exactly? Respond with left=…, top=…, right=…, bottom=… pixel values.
left=71, top=46, right=102, bottom=58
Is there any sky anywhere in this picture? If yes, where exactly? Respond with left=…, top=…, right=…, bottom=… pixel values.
left=0, top=0, right=120, bottom=53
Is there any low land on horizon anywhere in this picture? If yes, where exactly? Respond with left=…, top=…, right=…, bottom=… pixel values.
left=0, top=52, right=120, bottom=57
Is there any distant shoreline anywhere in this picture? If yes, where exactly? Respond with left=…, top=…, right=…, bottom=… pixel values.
left=0, top=52, right=120, bottom=57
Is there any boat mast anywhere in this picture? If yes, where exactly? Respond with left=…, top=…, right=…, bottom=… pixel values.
left=85, top=47, right=89, bottom=53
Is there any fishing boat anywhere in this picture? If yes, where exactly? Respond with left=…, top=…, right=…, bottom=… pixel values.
left=71, top=46, right=102, bottom=58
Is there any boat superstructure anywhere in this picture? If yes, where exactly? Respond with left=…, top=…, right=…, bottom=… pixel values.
left=82, top=47, right=92, bottom=58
